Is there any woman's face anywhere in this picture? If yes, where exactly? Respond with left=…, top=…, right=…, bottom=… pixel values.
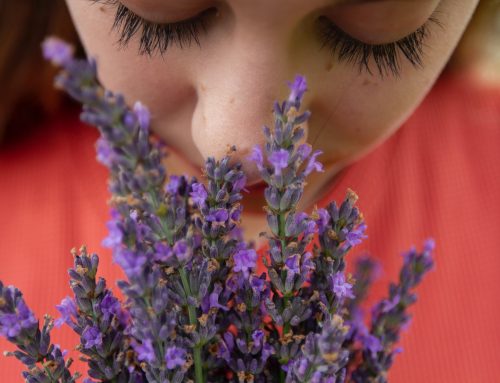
left=66, top=0, right=478, bottom=191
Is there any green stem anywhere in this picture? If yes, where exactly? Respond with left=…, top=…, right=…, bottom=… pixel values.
left=148, top=190, right=173, bottom=245
left=277, top=211, right=290, bottom=383
left=278, top=212, right=287, bottom=261
left=283, top=322, right=290, bottom=335
left=280, top=369, right=286, bottom=383
left=42, top=365, right=57, bottom=383
left=179, top=268, right=204, bottom=383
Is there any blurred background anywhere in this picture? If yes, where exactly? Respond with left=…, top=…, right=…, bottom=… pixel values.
left=0, top=2, right=499, bottom=381
left=0, top=0, right=499, bottom=146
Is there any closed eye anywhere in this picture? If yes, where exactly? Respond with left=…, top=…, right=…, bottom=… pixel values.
left=88, top=0, right=217, bottom=56
left=315, top=9, right=445, bottom=78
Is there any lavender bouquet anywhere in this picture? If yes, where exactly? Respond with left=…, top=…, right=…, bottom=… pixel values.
left=0, top=37, right=435, bottom=383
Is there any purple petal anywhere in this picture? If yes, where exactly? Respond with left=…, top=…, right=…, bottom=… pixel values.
left=42, top=37, right=74, bottom=66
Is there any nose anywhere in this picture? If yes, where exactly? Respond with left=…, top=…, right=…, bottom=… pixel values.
left=190, top=35, right=311, bottom=185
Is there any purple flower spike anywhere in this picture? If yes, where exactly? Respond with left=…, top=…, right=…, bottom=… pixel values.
left=33, top=55, right=437, bottom=382
left=113, top=248, right=147, bottom=277
left=154, top=242, right=173, bottom=262
left=55, top=296, right=77, bottom=328
left=346, top=223, right=368, bottom=247
left=287, top=75, right=308, bottom=107
left=233, top=248, right=257, bottom=278
left=102, top=209, right=123, bottom=249
left=331, top=273, right=354, bottom=300
left=15, top=300, right=38, bottom=330
left=82, top=325, right=103, bottom=349
left=285, top=254, right=300, bottom=274
left=96, top=138, right=114, bottom=167
left=133, top=101, right=150, bottom=132
left=269, top=149, right=289, bottom=176
left=232, top=174, right=247, bottom=193
left=296, top=143, right=312, bottom=161
left=165, top=175, right=181, bottom=194
left=100, top=292, right=121, bottom=319
left=190, top=182, right=208, bottom=207
left=303, top=219, right=317, bottom=237
left=42, top=36, right=74, bottom=66
left=165, top=346, right=186, bottom=369
left=208, top=284, right=229, bottom=312
left=424, top=238, right=436, bottom=253
left=0, top=314, right=21, bottom=338
left=252, top=329, right=265, bottom=348
left=315, top=208, right=330, bottom=234
left=361, top=333, right=383, bottom=357
left=304, top=150, right=324, bottom=176
left=173, top=240, right=191, bottom=263
left=132, top=338, right=156, bottom=363
left=205, top=208, right=229, bottom=224
left=248, top=145, right=264, bottom=171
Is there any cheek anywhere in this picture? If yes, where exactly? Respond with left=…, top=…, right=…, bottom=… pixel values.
left=309, top=0, right=480, bottom=163
left=66, top=0, right=198, bottom=152
left=308, top=70, right=435, bottom=166
left=66, top=4, right=190, bottom=113
left=98, top=57, right=195, bottom=139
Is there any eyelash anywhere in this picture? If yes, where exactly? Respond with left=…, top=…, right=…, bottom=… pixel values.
left=92, top=1, right=445, bottom=78
left=91, top=0, right=216, bottom=56
left=316, top=11, right=445, bottom=78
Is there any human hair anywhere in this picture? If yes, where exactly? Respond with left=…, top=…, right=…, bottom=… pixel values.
left=0, top=0, right=498, bottom=145
left=446, top=0, right=500, bottom=82
left=0, top=0, right=82, bottom=145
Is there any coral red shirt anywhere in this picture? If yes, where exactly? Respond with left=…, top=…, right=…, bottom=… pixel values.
left=1, top=71, right=499, bottom=382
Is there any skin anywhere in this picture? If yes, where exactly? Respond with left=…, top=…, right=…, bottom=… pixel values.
left=66, top=0, right=479, bottom=242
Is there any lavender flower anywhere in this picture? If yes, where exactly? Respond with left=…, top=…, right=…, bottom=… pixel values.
left=55, top=296, right=78, bottom=328
left=249, top=74, right=333, bottom=377
left=350, top=240, right=435, bottom=383
left=269, top=149, right=290, bottom=176
left=0, top=282, right=80, bottom=382
left=64, top=247, right=135, bottom=381
left=331, top=273, right=355, bottom=300
left=343, top=222, right=368, bottom=247
left=132, top=338, right=156, bottom=363
left=114, top=248, right=148, bottom=277
left=286, top=75, right=308, bottom=109
left=166, top=175, right=182, bottom=194
left=165, top=346, right=187, bottom=369
left=248, top=145, right=264, bottom=171
left=286, top=315, right=349, bottom=382
left=0, top=300, right=37, bottom=338
left=82, top=326, right=103, bottom=349
left=233, top=248, right=257, bottom=278
left=0, top=39, right=436, bottom=383
left=42, top=36, right=74, bottom=65
left=304, top=150, right=324, bottom=176
left=133, top=101, right=151, bottom=131
left=191, top=182, right=208, bottom=207
left=96, top=137, right=114, bottom=167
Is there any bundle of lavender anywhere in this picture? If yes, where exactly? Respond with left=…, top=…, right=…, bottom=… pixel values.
left=0, top=37, right=435, bottom=383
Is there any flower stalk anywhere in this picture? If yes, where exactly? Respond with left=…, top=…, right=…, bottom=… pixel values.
left=0, top=36, right=435, bottom=383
